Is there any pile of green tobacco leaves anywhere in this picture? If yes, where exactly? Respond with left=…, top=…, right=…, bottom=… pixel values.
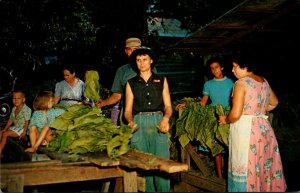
left=174, top=98, right=230, bottom=157
left=48, top=104, right=133, bottom=159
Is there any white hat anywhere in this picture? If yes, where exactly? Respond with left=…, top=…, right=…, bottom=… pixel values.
left=125, top=38, right=141, bottom=48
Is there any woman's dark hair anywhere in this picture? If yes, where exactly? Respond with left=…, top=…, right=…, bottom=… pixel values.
left=232, top=53, right=258, bottom=73
left=130, top=47, right=157, bottom=72
left=61, top=64, right=76, bottom=74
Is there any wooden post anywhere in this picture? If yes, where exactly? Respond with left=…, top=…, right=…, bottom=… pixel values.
left=100, top=181, right=110, bottom=192
left=180, top=144, right=191, bottom=169
left=123, top=170, right=138, bottom=192
left=137, top=175, right=146, bottom=192
left=7, top=174, right=24, bottom=193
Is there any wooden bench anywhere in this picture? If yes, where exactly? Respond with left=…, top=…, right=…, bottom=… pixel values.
left=1, top=148, right=188, bottom=192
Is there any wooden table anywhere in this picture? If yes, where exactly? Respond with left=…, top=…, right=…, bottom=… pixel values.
left=1, top=148, right=188, bottom=192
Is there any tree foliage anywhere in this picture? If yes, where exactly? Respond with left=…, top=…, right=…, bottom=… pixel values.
left=0, top=0, right=244, bottom=83
left=0, top=0, right=148, bottom=76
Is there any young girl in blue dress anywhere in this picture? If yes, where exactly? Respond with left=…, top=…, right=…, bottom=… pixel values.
left=25, top=91, right=65, bottom=153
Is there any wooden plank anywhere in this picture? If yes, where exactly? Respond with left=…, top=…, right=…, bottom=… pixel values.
left=184, top=143, right=210, bottom=176
left=181, top=170, right=226, bottom=192
left=1, top=160, right=62, bottom=169
left=31, top=153, right=51, bottom=161
left=120, top=149, right=188, bottom=173
left=38, top=147, right=120, bottom=166
left=123, top=170, right=138, bottom=192
left=159, top=163, right=189, bottom=173
left=38, top=146, right=188, bottom=173
left=1, top=165, right=123, bottom=186
left=173, top=181, right=202, bottom=192
left=120, top=149, right=160, bottom=170
left=38, top=147, right=86, bottom=162
left=88, top=158, right=120, bottom=167
left=85, top=154, right=120, bottom=166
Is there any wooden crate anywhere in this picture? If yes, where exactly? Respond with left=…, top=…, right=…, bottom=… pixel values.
left=179, top=143, right=226, bottom=192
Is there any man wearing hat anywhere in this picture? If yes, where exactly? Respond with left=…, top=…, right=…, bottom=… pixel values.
left=97, top=37, right=156, bottom=125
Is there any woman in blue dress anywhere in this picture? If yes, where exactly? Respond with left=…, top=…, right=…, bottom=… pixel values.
left=54, top=64, right=85, bottom=106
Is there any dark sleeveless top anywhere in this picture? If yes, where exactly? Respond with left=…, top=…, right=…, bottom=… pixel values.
left=127, top=73, right=165, bottom=115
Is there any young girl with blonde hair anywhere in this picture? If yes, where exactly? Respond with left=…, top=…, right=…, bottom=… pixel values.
left=25, top=91, right=65, bottom=153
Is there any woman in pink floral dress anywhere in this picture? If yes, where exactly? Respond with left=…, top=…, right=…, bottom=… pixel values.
left=219, top=54, right=286, bottom=192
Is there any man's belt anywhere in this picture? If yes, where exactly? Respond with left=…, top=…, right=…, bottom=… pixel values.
left=136, top=111, right=163, bottom=115
left=61, top=98, right=81, bottom=102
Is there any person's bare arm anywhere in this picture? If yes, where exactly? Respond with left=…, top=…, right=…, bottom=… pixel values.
left=160, top=78, right=172, bottom=133
left=267, top=87, right=279, bottom=111
left=53, top=96, right=60, bottom=104
left=176, top=93, right=208, bottom=111
left=124, top=83, right=134, bottom=128
left=98, top=92, right=122, bottom=108
left=200, top=95, right=209, bottom=106
left=225, top=81, right=245, bottom=124
left=162, top=78, right=172, bottom=120
left=2, top=119, right=13, bottom=131
left=19, top=120, right=30, bottom=139
left=175, top=103, right=185, bottom=111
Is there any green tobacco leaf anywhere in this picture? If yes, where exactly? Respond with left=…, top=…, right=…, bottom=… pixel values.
left=84, top=70, right=101, bottom=101
left=50, top=117, right=71, bottom=131
left=215, top=124, right=230, bottom=146
left=179, top=133, right=190, bottom=148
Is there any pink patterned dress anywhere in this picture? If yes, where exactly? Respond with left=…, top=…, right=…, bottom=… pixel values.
left=228, top=76, right=286, bottom=192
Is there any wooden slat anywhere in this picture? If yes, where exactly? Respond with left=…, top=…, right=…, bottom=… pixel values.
left=181, top=170, right=226, bottom=192
left=1, top=160, right=62, bottom=169
left=1, top=148, right=188, bottom=192
left=167, top=0, right=300, bottom=54
left=210, top=0, right=300, bottom=50
left=120, top=149, right=188, bottom=173
left=38, top=147, right=120, bottom=167
left=173, top=181, right=202, bottom=192
left=184, top=143, right=210, bottom=176
left=1, top=165, right=123, bottom=186
left=88, top=156, right=120, bottom=167
left=38, top=147, right=85, bottom=162
left=38, top=145, right=188, bottom=173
